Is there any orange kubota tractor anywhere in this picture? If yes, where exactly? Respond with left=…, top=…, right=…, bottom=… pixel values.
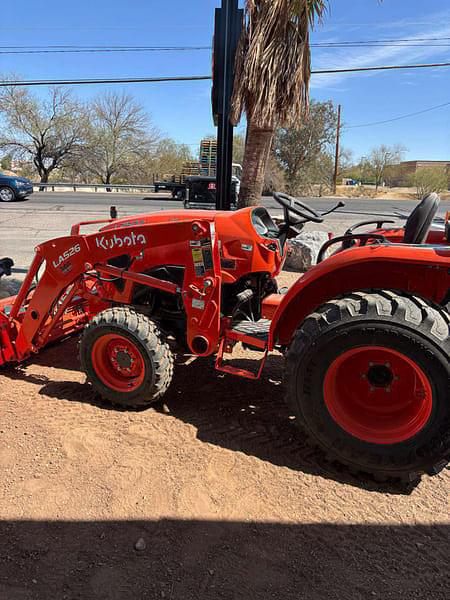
left=1, top=193, right=449, bottom=483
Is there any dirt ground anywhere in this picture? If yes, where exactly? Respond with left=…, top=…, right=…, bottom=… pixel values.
left=0, top=272, right=449, bottom=600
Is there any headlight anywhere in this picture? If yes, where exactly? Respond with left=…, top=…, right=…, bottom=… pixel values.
left=14, top=180, right=29, bottom=187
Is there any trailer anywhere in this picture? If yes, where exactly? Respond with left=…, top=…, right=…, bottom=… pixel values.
left=153, top=139, right=242, bottom=204
left=153, top=179, right=186, bottom=198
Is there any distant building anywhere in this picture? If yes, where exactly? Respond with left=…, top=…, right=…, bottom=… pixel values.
left=388, top=160, right=450, bottom=186
left=400, top=160, right=450, bottom=175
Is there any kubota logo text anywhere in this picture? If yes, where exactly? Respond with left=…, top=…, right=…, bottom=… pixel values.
left=95, top=232, right=147, bottom=251
left=52, top=244, right=81, bottom=269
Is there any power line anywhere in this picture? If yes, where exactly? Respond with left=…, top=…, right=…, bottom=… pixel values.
left=0, top=45, right=211, bottom=49
left=313, top=61, right=450, bottom=75
left=0, top=75, right=212, bottom=87
left=0, top=44, right=450, bottom=56
left=312, top=43, right=450, bottom=49
left=1, top=36, right=450, bottom=54
left=312, top=36, right=450, bottom=46
left=344, top=101, right=450, bottom=129
left=2, top=35, right=450, bottom=49
left=1, top=61, right=450, bottom=88
left=2, top=44, right=450, bottom=56
left=1, top=44, right=448, bottom=55
left=0, top=46, right=211, bottom=55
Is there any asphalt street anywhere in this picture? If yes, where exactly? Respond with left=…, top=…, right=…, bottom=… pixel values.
left=3, top=190, right=449, bottom=216
left=1, top=191, right=449, bottom=273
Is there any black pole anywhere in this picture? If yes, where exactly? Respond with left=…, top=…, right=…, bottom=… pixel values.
left=213, top=0, right=243, bottom=210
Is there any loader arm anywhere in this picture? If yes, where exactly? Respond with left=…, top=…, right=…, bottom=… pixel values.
left=8, top=218, right=222, bottom=363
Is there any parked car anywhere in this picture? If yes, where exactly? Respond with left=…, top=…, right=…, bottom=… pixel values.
left=0, top=172, right=34, bottom=202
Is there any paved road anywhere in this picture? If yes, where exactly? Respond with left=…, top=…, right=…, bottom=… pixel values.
left=2, top=191, right=450, bottom=216
left=1, top=192, right=449, bottom=273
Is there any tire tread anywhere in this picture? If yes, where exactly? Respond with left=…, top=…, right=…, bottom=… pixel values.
left=286, top=290, right=450, bottom=482
left=80, top=307, right=173, bottom=408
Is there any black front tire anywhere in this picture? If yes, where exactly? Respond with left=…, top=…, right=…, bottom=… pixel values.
left=80, top=307, right=173, bottom=408
left=286, top=291, right=450, bottom=482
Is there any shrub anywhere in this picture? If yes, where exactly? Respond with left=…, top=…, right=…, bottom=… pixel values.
left=409, top=167, right=449, bottom=199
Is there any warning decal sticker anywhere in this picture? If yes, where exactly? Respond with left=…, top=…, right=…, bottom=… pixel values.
left=191, top=238, right=214, bottom=276
left=192, top=247, right=206, bottom=276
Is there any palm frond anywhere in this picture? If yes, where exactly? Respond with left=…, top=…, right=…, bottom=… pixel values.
left=231, top=0, right=328, bottom=128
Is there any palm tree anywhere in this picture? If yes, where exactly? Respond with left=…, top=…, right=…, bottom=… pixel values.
left=231, top=0, right=328, bottom=207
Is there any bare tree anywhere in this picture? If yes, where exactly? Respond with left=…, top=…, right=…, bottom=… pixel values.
left=84, top=92, right=160, bottom=185
left=0, top=84, right=87, bottom=183
left=362, top=145, right=406, bottom=191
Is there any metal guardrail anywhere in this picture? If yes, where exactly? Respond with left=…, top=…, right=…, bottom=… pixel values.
left=32, top=183, right=157, bottom=193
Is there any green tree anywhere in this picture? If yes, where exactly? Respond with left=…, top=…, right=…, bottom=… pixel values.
left=0, top=153, right=12, bottom=171
left=273, top=100, right=337, bottom=193
left=232, top=133, right=246, bottom=165
left=263, top=154, right=286, bottom=194
left=149, top=138, right=194, bottom=180
left=409, top=167, right=449, bottom=199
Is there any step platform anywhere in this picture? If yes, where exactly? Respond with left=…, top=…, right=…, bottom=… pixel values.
left=231, top=319, right=271, bottom=343
left=215, top=319, right=271, bottom=380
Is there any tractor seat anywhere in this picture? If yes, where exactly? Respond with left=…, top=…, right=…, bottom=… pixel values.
left=404, top=193, right=440, bottom=245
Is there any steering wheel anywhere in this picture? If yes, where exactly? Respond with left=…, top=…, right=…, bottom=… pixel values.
left=273, top=192, right=324, bottom=227
left=404, top=193, right=440, bottom=244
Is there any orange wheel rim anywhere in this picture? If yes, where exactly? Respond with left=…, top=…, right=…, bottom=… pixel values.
left=323, top=346, right=433, bottom=444
left=91, top=334, right=145, bottom=393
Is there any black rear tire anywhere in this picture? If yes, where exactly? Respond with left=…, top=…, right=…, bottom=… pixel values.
left=286, top=291, right=450, bottom=482
left=80, top=307, right=173, bottom=408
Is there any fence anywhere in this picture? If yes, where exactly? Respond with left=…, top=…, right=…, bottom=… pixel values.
left=32, top=183, right=157, bottom=193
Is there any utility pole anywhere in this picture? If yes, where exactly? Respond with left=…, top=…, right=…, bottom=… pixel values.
left=212, top=0, right=243, bottom=210
left=333, top=104, right=342, bottom=195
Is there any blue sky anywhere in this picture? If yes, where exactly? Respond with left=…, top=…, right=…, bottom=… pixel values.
left=1, top=0, right=450, bottom=161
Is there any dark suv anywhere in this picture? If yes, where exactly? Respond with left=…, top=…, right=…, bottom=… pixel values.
left=0, top=172, right=34, bottom=202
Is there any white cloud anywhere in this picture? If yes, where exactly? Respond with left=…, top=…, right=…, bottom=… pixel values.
left=311, top=10, right=450, bottom=90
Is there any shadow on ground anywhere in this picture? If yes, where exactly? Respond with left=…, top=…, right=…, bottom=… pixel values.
left=4, top=338, right=423, bottom=494
left=0, top=520, right=448, bottom=600
left=0, top=277, right=23, bottom=300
